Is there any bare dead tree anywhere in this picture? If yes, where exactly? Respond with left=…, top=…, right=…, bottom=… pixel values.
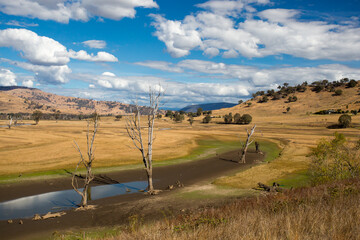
left=239, top=125, right=256, bottom=163
left=72, top=115, right=99, bottom=207
left=125, top=86, right=163, bottom=194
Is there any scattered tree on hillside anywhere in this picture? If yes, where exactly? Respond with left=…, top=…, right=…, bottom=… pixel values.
left=347, top=79, right=357, bottom=88
left=165, top=110, right=173, bottom=118
left=115, top=115, right=123, bottom=121
left=238, top=100, right=243, bottom=104
left=54, top=110, right=61, bottom=122
left=288, top=96, right=298, bottom=102
left=240, top=114, right=252, bottom=124
left=259, top=96, right=268, bottom=103
left=334, top=89, right=343, bottom=96
left=72, top=115, right=99, bottom=207
left=202, top=115, right=211, bottom=123
left=196, top=108, right=203, bottom=116
left=125, top=86, right=163, bottom=194
left=32, top=110, right=43, bottom=124
left=234, top=113, right=241, bottom=124
left=286, top=107, right=291, bottom=113
left=224, top=113, right=233, bottom=124
left=247, top=102, right=252, bottom=107
left=173, top=112, right=185, bottom=122
left=338, top=114, right=351, bottom=128
left=188, top=116, right=194, bottom=126
left=239, top=125, right=256, bottom=163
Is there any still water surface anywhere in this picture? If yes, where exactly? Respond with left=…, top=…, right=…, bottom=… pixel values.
left=0, top=181, right=148, bottom=220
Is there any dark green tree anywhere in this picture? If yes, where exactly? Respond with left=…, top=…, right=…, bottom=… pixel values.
left=224, top=113, right=233, bottom=124
left=347, top=79, right=357, bottom=88
left=234, top=113, right=241, bottom=124
left=202, top=115, right=211, bottom=123
left=240, top=114, right=252, bottom=124
left=188, top=116, right=194, bottom=126
left=338, top=114, right=351, bottom=128
left=334, top=89, right=343, bottom=96
left=32, top=110, right=43, bottom=124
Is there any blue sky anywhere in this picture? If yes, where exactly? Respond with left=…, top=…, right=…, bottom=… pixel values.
left=0, top=0, right=360, bottom=108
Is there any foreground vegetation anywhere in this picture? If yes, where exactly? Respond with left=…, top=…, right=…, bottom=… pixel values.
left=55, top=178, right=360, bottom=240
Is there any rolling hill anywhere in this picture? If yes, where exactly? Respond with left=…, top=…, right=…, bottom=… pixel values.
left=0, top=86, right=141, bottom=115
left=213, top=82, right=360, bottom=117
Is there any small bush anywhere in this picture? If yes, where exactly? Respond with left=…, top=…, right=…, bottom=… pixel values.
left=338, top=114, right=351, bottom=128
left=334, top=89, right=343, bottom=96
left=202, top=115, right=211, bottom=124
left=260, top=96, right=268, bottom=103
left=310, top=133, right=360, bottom=185
left=223, top=113, right=233, bottom=124
left=115, top=115, right=123, bottom=121
left=288, top=96, right=298, bottom=102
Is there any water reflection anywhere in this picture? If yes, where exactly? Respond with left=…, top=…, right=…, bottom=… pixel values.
left=0, top=181, right=148, bottom=220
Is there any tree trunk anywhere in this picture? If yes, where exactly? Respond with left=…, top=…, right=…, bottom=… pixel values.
left=255, top=141, right=260, bottom=153
left=240, top=145, right=249, bottom=163
left=81, top=185, right=88, bottom=207
left=239, top=125, right=256, bottom=163
left=146, top=168, right=154, bottom=192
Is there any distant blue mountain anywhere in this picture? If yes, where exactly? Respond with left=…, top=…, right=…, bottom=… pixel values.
left=179, top=102, right=237, bottom=112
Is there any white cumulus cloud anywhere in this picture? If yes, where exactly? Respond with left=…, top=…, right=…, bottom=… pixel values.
left=0, top=0, right=158, bottom=23
left=0, top=29, right=118, bottom=84
left=68, top=50, right=118, bottom=62
left=0, top=68, right=17, bottom=86
left=151, top=1, right=360, bottom=61
left=0, top=28, right=69, bottom=65
left=22, top=79, right=34, bottom=88
left=82, top=0, right=158, bottom=20
left=11, top=61, right=72, bottom=84
left=82, top=40, right=106, bottom=49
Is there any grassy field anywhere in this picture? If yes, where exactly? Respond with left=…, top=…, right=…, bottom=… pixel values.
left=0, top=112, right=359, bottom=186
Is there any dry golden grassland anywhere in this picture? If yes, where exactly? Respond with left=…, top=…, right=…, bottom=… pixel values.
left=0, top=111, right=359, bottom=187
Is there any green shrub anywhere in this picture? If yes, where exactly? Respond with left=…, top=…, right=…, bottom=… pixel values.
left=233, top=113, right=241, bottom=124
left=334, top=89, right=343, bottom=96
left=32, top=110, right=43, bottom=124
left=202, top=115, right=211, bottom=123
left=310, top=133, right=360, bottom=185
left=240, top=114, right=252, bottom=124
left=338, top=114, right=351, bottom=128
left=347, top=79, right=357, bottom=88
left=223, top=113, right=233, bottom=124
left=288, top=96, right=298, bottom=102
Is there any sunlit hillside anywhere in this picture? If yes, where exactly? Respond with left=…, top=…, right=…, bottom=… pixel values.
left=214, top=82, right=360, bottom=117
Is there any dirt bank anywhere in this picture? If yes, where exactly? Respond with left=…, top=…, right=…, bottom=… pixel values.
left=0, top=149, right=264, bottom=240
